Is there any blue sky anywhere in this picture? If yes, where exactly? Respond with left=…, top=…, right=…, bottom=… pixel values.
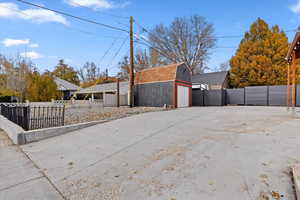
left=0, top=0, right=300, bottom=75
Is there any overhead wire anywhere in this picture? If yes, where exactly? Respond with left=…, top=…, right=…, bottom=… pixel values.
left=12, top=1, right=300, bottom=78
left=5, top=3, right=127, bottom=40
left=15, top=0, right=129, bottom=33
left=106, top=37, right=128, bottom=71
left=98, top=38, right=119, bottom=66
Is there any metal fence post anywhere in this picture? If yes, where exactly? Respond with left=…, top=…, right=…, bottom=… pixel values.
left=62, top=105, right=65, bottom=126
left=23, top=106, right=30, bottom=131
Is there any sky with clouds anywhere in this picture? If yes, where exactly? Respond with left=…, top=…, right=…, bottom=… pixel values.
left=0, top=0, right=300, bottom=75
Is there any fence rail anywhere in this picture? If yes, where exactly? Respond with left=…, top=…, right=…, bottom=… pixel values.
left=29, top=105, right=65, bottom=130
left=0, top=104, right=65, bottom=131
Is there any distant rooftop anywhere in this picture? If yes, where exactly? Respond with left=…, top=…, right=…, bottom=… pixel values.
left=192, top=71, right=228, bottom=85
left=77, top=81, right=129, bottom=95
left=54, top=77, right=79, bottom=91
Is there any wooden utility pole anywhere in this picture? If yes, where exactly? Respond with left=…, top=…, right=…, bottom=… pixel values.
left=292, top=52, right=297, bottom=109
left=129, top=16, right=134, bottom=108
left=117, top=78, right=120, bottom=107
left=287, top=63, right=291, bottom=108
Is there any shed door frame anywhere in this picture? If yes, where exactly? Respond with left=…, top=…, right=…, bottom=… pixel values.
left=173, top=80, right=192, bottom=108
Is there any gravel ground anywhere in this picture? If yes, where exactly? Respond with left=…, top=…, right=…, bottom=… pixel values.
left=64, top=106, right=167, bottom=125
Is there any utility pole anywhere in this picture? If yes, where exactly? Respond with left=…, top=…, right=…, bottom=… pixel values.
left=129, top=16, right=134, bottom=108
left=117, top=78, right=120, bottom=107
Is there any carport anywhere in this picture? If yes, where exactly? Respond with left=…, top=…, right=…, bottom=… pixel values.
left=286, top=28, right=300, bottom=108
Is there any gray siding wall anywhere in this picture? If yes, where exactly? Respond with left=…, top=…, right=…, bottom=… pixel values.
left=134, top=81, right=173, bottom=107
left=192, top=89, right=204, bottom=106
left=176, top=64, right=191, bottom=82
left=245, top=86, right=268, bottom=106
left=204, top=90, right=226, bottom=106
left=193, top=85, right=298, bottom=107
left=226, top=88, right=245, bottom=105
left=269, top=85, right=289, bottom=106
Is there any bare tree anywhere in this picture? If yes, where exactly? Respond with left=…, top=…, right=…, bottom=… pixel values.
left=218, top=61, right=230, bottom=72
left=149, top=15, right=216, bottom=74
left=78, top=62, right=100, bottom=82
left=118, top=49, right=151, bottom=80
left=0, top=54, right=33, bottom=101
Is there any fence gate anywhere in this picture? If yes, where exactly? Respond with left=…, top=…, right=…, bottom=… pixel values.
left=192, top=89, right=204, bottom=106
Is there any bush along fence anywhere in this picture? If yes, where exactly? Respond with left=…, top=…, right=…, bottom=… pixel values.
left=0, top=104, right=65, bottom=131
left=192, top=84, right=300, bottom=107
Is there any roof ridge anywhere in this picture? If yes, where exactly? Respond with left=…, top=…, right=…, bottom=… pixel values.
left=137, top=62, right=184, bottom=73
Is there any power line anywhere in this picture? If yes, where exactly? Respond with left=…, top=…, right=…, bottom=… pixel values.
left=106, top=37, right=128, bottom=70
left=66, top=27, right=127, bottom=39
left=98, top=38, right=119, bottom=67
left=15, top=0, right=129, bottom=33
left=108, top=48, right=131, bottom=71
left=3, top=4, right=127, bottom=40
left=135, top=40, right=177, bottom=63
left=134, top=20, right=298, bottom=39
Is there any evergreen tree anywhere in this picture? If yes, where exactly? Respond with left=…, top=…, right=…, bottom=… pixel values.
left=230, top=18, right=289, bottom=87
left=52, top=59, right=80, bottom=85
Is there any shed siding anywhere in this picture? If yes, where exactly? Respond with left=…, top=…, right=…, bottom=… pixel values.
left=134, top=81, right=173, bottom=107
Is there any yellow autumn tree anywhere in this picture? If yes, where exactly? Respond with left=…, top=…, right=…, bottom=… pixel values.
left=230, top=18, right=289, bottom=88
left=25, top=71, right=60, bottom=102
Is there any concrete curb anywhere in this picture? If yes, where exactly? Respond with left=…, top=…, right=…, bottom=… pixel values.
left=22, top=120, right=107, bottom=144
left=0, top=115, right=25, bottom=144
left=0, top=116, right=106, bottom=145
left=292, top=165, right=300, bottom=199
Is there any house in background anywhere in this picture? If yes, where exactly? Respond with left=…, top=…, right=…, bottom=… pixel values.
left=54, top=77, right=79, bottom=100
left=192, top=71, right=229, bottom=90
left=134, top=63, right=192, bottom=108
left=76, top=81, right=129, bottom=106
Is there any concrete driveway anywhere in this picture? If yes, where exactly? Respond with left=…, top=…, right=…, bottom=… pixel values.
left=20, top=107, right=300, bottom=200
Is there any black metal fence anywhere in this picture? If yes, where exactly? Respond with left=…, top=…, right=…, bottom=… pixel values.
left=0, top=104, right=30, bottom=130
left=0, top=104, right=65, bottom=131
left=29, top=105, right=65, bottom=130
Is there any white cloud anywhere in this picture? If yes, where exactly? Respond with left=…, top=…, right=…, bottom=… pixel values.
left=28, top=43, right=39, bottom=48
left=65, top=0, right=118, bottom=9
left=20, top=51, right=43, bottom=59
left=0, top=2, right=68, bottom=25
left=290, top=0, right=300, bottom=13
left=2, top=38, right=30, bottom=47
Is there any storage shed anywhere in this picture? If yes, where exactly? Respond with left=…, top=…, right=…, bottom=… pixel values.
left=134, top=63, right=192, bottom=108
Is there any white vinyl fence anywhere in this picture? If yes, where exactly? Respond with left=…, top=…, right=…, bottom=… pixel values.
left=104, top=93, right=128, bottom=107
